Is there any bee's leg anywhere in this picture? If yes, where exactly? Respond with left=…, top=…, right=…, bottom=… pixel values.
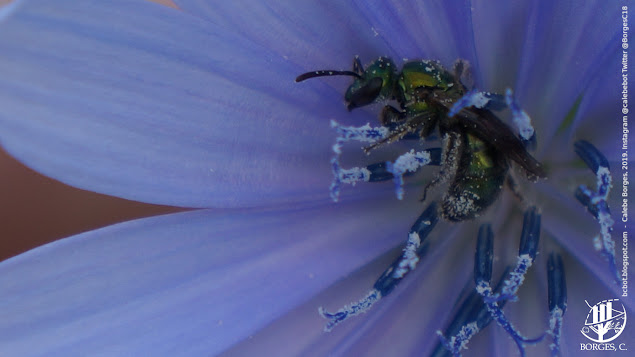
left=366, top=108, right=439, bottom=153
left=546, top=253, right=567, bottom=356
left=362, top=126, right=412, bottom=154
left=474, top=215, right=546, bottom=356
left=380, top=106, right=427, bottom=141
left=573, top=140, right=620, bottom=285
left=328, top=120, right=440, bottom=201
left=417, top=115, right=438, bottom=139
left=379, top=105, right=406, bottom=126
left=363, top=120, right=427, bottom=154
left=319, top=203, right=439, bottom=331
left=380, top=106, right=428, bottom=141
left=421, top=131, right=460, bottom=202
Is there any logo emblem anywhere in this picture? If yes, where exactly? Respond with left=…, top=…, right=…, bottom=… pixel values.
left=581, top=299, right=627, bottom=343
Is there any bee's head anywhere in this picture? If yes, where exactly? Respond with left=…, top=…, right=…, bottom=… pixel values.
left=296, top=56, right=396, bottom=110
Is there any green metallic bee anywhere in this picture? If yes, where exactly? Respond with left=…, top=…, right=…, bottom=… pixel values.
left=295, top=58, right=562, bottom=353
left=296, top=56, right=546, bottom=221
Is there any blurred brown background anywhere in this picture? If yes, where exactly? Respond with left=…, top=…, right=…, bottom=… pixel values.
left=0, top=148, right=182, bottom=261
left=0, top=0, right=184, bottom=262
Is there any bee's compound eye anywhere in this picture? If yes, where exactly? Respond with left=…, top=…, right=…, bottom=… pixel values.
left=346, top=77, right=383, bottom=110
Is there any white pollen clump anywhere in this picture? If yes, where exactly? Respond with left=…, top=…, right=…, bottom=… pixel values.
left=471, top=92, right=491, bottom=108
left=408, top=231, right=421, bottom=247
left=596, top=166, right=612, bottom=195
left=339, top=167, right=371, bottom=185
left=319, top=289, right=381, bottom=332
left=475, top=280, right=492, bottom=295
left=388, top=149, right=433, bottom=200
left=393, top=149, right=432, bottom=174
left=500, top=254, right=534, bottom=297
left=449, top=322, right=480, bottom=352
left=505, top=88, right=535, bottom=140
left=514, top=111, right=535, bottom=140
left=393, top=232, right=421, bottom=278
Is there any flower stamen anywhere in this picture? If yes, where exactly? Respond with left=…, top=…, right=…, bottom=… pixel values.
left=329, top=120, right=389, bottom=201
left=473, top=211, right=545, bottom=357
left=573, top=140, right=620, bottom=285
left=436, top=322, right=479, bottom=357
left=447, top=89, right=505, bottom=117
left=486, top=208, right=541, bottom=302
left=505, top=88, right=536, bottom=148
left=446, top=88, right=536, bottom=149
left=547, top=253, right=567, bottom=357
left=329, top=120, right=440, bottom=201
left=386, top=149, right=437, bottom=200
left=319, top=203, right=439, bottom=330
left=319, top=289, right=381, bottom=332
left=434, top=268, right=512, bottom=356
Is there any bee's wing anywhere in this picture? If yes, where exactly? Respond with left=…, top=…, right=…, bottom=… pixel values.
left=452, top=107, right=546, bottom=179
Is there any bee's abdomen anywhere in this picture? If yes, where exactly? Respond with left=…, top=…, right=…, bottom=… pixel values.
left=440, top=132, right=508, bottom=222
left=440, top=177, right=505, bottom=221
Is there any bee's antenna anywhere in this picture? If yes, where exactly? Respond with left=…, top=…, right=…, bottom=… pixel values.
left=295, top=70, right=362, bottom=82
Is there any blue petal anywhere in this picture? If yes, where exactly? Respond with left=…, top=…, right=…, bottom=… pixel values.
left=175, top=1, right=394, bottom=66
left=344, top=0, right=482, bottom=73
left=471, top=1, right=618, bottom=160
left=0, top=0, right=376, bottom=208
left=176, top=0, right=482, bottom=78
left=514, top=1, right=618, bottom=138
left=538, top=183, right=632, bottom=308
left=564, top=51, right=625, bottom=158
left=223, top=222, right=477, bottom=356
left=322, top=225, right=475, bottom=356
left=0, top=196, right=420, bottom=356
left=471, top=1, right=533, bottom=90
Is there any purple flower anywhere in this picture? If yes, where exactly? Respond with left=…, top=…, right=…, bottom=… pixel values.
left=0, top=0, right=632, bottom=355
